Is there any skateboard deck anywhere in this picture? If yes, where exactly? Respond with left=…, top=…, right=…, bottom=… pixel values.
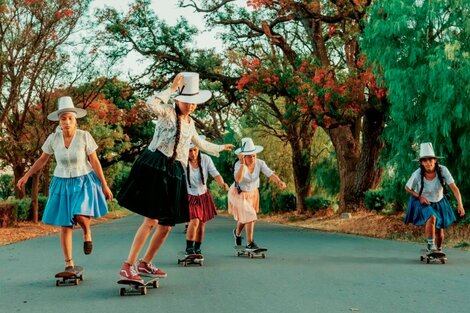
left=420, top=249, right=447, bottom=264
left=177, top=253, right=204, bottom=266
left=117, top=277, right=160, bottom=296
left=234, top=245, right=267, bottom=258
left=54, top=266, right=84, bottom=286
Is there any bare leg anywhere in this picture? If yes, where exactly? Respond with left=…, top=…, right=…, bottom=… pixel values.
left=236, top=222, right=245, bottom=237
left=126, top=218, right=158, bottom=265
left=75, top=215, right=92, bottom=241
left=60, top=226, right=74, bottom=267
left=425, top=215, right=436, bottom=238
left=141, top=224, right=172, bottom=264
left=195, top=221, right=205, bottom=243
left=436, top=228, right=445, bottom=249
left=245, top=221, right=255, bottom=244
left=186, top=218, right=200, bottom=241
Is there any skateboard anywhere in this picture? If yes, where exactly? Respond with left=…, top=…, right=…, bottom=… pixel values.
left=54, top=266, right=84, bottom=286
left=420, top=249, right=447, bottom=264
left=234, top=245, right=267, bottom=258
left=177, top=253, right=204, bottom=266
left=117, top=277, right=160, bottom=296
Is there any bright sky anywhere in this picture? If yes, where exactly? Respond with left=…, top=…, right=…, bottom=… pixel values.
left=91, top=0, right=248, bottom=51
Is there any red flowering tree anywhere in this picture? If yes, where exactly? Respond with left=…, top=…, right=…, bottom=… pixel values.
left=185, top=0, right=390, bottom=212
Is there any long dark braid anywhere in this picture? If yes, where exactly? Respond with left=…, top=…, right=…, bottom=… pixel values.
left=170, top=105, right=182, bottom=163
left=186, top=151, right=205, bottom=188
left=418, top=161, right=447, bottom=196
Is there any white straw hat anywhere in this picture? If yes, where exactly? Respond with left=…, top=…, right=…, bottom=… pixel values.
left=235, top=137, right=263, bottom=155
left=47, top=96, right=86, bottom=121
left=174, top=72, right=212, bottom=104
left=414, top=142, right=442, bottom=161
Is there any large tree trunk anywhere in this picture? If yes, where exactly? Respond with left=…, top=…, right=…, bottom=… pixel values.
left=287, top=125, right=316, bottom=213
left=327, top=105, right=387, bottom=212
left=30, top=173, right=40, bottom=223
left=13, top=164, right=26, bottom=199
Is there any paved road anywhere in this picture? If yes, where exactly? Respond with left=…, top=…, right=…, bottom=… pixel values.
left=1, top=214, right=470, bottom=313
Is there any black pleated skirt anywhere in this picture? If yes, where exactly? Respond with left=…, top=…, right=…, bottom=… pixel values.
left=117, top=149, right=189, bottom=226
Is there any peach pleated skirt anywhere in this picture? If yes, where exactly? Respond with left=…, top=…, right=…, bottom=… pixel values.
left=227, top=184, right=259, bottom=224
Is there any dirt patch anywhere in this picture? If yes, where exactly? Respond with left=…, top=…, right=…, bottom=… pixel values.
left=0, top=211, right=129, bottom=246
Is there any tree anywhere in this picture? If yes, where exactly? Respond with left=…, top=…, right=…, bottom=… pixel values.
left=94, top=0, right=239, bottom=140
left=0, top=0, right=92, bottom=202
left=362, top=0, right=470, bottom=208
left=183, top=0, right=390, bottom=212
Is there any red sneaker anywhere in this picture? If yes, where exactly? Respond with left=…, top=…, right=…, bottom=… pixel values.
left=137, top=260, right=167, bottom=278
left=119, top=262, right=143, bottom=283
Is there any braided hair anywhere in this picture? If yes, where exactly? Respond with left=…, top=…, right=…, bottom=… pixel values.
left=186, top=150, right=205, bottom=188
left=418, top=161, right=448, bottom=197
left=170, top=105, right=182, bottom=163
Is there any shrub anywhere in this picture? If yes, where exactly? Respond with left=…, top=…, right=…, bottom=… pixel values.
left=305, top=196, right=332, bottom=211
left=8, top=198, right=32, bottom=221
left=365, top=189, right=386, bottom=211
left=276, top=192, right=296, bottom=212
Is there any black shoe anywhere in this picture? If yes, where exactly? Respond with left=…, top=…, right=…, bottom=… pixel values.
left=195, top=248, right=202, bottom=255
left=233, top=229, right=242, bottom=246
left=185, top=247, right=195, bottom=256
left=246, top=242, right=259, bottom=250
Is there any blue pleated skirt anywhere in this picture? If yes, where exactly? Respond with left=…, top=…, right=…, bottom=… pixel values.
left=42, top=172, right=108, bottom=226
left=404, top=196, right=456, bottom=229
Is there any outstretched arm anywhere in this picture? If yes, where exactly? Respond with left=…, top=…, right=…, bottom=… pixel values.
left=17, top=153, right=51, bottom=190
left=449, top=183, right=465, bottom=216
left=269, top=173, right=286, bottom=190
left=214, top=175, right=229, bottom=191
left=88, top=152, right=113, bottom=200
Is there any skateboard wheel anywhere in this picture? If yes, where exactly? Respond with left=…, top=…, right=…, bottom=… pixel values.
left=74, top=279, right=79, bottom=286
left=249, top=254, right=254, bottom=259
left=120, top=288, right=126, bottom=296
left=420, top=256, right=424, bottom=261
left=426, top=258, right=430, bottom=264
left=152, top=281, right=158, bottom=288
left=140, top=287, right=147, bottom=295
left=262, top=254, right=265, bottom=258
left=79, top=275, right=83, bottom=281
left=56, top=280, right=60, bottom=286
left=441, top=259, right=446, bottom=264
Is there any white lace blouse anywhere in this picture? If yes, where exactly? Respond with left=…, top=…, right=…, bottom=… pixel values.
left=146, top=88, right=224, bottom=167
left=234, top=159, right=274, bottom=192
left=42, top=129, right=98, bottom=178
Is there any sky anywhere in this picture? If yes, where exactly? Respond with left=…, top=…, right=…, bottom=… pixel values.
left=91, top=0, right=248, bottom=51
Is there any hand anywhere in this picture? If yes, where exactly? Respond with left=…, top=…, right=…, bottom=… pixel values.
left=171, top=74, right=185, bottom=93
left=238, top=154, right=245, bottom=165
left=224, top=144, right=234, bottom=151
left=458, top=204, right=465, bottom=217
left=17, top=176, right=29, bottom=190
left=418, top=195, right=430, bottom=205
left=222, top=183, right=230, bottom=192
left=103, top=185, right=113, bottom=201
left=277, top=181, right=286, bottom=190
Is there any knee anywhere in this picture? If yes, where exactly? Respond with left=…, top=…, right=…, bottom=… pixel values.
left=428, top=215, right=437, bottom=224
left=158, top=225, right=172, bottom=235
left=142, top=218, right=158, bottom=230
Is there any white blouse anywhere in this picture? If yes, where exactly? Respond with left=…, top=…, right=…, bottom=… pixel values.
left=186, top=154, right=221, bottom=196
left=406, top=166, right=454, bottom=202
left=234, top=159, right=274, bottom=192
left=42, top=129, right=98, bottom=178
left=146, top=88, right=224, bottom=167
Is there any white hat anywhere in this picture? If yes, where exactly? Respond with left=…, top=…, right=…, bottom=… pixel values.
left=47, top=96, right=86, bottom=121
left=414, top=142, right=442, bottom=161
left=189, top=135, right=206, bottom=149
left=174, top=72, right=212, bottom=104
left=235, top=137, right=263, bottom=155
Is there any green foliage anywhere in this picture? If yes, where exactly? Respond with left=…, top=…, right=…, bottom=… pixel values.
left=362, top=0, right=470, bottom=208
left=275, top=192, right=297, bottom=212
left=208, top=181, right=228, bottom=211
left=0, top=174, right=13, bottom=199
left=364, top=189, right=386, bottom=211
left=305, top=196, right=332, bottom=211
left=8, top=198, right=31, bottom=221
